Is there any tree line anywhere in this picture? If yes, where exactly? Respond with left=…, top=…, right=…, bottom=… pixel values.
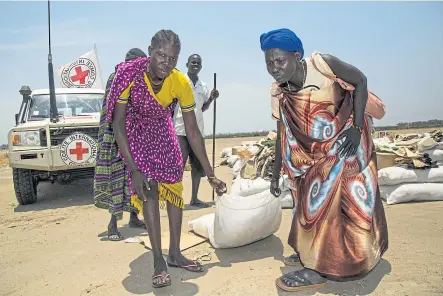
left=374, top=119, right=443, bottom=131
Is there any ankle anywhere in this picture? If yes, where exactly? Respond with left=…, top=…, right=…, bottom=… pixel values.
left=167, top=250, right=181, bottom=260
left=153, top=254, right=165, bottom=263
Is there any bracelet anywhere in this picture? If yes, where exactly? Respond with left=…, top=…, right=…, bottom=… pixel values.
left=352, top=123, right=363, bottom=134
left=271, top=178, right=279, bottom=183
left=207, top=175, right=217, bottom=182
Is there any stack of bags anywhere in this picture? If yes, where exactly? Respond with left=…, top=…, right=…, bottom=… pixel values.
left=377, top=135, right=443, bottom=205
left=219, top=131, right=293, bottom=209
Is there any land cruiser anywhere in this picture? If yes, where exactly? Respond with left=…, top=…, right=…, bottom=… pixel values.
left=7, top=86, right=104, bottom=205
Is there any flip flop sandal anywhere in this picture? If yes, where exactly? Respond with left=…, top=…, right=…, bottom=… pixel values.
left=152, top=273, right=171, bottom=288
left=129, top=220, right=147, bottom=229
left=283, top=254, right=300, bottom=266
left=190, top=202, right=211, bottom=208
left=275, top=273, right=326, bottom=292
left=108, top=230, right=124, bottom=241
left=167, top=261, right=204, bottom=273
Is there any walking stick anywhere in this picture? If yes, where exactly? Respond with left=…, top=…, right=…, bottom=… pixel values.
left=212, top=73, right=217, bottom=201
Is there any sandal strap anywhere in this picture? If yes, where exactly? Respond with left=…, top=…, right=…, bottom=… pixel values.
left=153, top=273, right=170, bottom=279
left=182, top=261, right=201, bottom=268
left=283, top=272, right=313, bottom=286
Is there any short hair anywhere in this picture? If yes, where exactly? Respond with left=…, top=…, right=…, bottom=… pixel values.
left=151, top=29, right=181, bottom=51
left=188, top=54, right=202, bottom=62
left=125, top=48, right=147, bottom=61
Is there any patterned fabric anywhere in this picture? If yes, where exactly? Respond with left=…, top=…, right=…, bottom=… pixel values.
left=93, top=72, right=137, bottom=220
left=272, top=53, right=388, bottom=278
left=95, top=57, right=190, bottom=213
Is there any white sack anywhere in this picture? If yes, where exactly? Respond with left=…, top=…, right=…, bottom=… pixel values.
left=280, top=191, right=294, bottom=209
left=247, top=145, right=261, bottom=155
left=227, top=155, right=239, bottom=168
left=230, top=177, right=270, bottom=196
left=380, top=183, right=443, bottom=205
left=422, top=149, right=443, bottom=161
left=188, top=213, right=215, bottom=239
left=232, top=158, right=246, bottom=178
left=210, top=191, right=282, bottom=248
left=378, top=166, right=443, bottom=186
left=220, top=148, right=232, bottom=158
left=231, top=175, right=290, bottom=197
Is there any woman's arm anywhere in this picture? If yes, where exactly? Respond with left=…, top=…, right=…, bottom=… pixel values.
left=270, top=122, right=282, bottom=197
left=182, top=110, right=214, bottom=177
left=113, top=104, right=138, bottom=173
left=273, top=123, right=282, bottom=179
left=321, top=54, right=368, bottom=128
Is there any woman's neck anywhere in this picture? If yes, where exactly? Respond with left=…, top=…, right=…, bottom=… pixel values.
left=288, top=60, right=305, bottom=90
left=147, top=68, right=164, bottom=87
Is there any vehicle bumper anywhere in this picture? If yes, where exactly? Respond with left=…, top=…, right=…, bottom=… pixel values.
left=8, top=147, right=96, bottom=171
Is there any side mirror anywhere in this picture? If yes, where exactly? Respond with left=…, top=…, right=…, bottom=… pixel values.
left=15, top=114, right=19, bottom=125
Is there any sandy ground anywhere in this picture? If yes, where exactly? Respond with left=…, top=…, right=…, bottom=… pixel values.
left=0, top=137, right=442, bottom=296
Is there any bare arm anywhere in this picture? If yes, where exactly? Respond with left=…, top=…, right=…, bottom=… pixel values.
left=113, top=104, right=139, bottom=173
left=273, top=123, right=282, bottom=179
left=321, top=54, right=368, bottom=128
left=201, top=96, right=214, bottom=112
left=182, top=110, right=214, bottom=177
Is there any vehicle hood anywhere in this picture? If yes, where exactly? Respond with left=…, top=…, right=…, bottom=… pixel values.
left=12, top=114, right=100, bottom=131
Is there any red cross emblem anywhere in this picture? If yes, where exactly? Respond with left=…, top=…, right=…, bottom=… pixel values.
left=70, top=66, right=89, bottom=85
left=69, top=142, right=89, bottom=160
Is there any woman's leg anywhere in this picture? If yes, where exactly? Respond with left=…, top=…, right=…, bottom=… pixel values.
left=128, top=211, right=146, bottom=229
left=142, top=182, right=170, bottom=287
left=166, top=202, right=204, bottom=272
left=108, top=214, right=123, bottom=241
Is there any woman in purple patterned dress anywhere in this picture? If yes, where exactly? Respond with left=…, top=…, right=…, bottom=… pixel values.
left=105, top=29, right=227, bottom=288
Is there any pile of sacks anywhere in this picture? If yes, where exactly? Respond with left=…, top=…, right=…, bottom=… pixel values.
left=188, top=132, right=292, bottom=249
left=375, top=129, right=443, bottom=205
left=219, top=131, right=293, bottom=208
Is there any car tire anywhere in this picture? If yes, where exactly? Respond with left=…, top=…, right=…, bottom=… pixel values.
left=12, top=168, right=38, bottom=205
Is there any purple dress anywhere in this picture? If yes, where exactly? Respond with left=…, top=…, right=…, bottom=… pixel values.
left=104, top=57, right=184, bottom=205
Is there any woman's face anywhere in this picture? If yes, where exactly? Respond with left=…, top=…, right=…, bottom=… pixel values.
left=149, top=42, right=180, bottom=79
left=265, top=48, right=298, bottom=84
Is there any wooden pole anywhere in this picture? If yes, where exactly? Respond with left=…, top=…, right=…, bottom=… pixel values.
left=212, top=73, right=217, bottom=201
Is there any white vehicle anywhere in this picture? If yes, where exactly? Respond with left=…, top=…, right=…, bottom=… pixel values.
left=7, top=86, right=104, bottom=205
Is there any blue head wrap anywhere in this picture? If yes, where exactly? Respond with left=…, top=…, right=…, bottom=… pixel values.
left=260, top=28, right=304, bottom=59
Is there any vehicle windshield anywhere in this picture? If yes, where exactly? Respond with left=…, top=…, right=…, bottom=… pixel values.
left=28, top=93, right=104, bottom=120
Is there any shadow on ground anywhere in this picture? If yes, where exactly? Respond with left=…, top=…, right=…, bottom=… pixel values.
left=14, top=179, right=94, bottom=212
left=276, top=259, right=392, bottom=296
left=122, top=234, right=285, bottom=295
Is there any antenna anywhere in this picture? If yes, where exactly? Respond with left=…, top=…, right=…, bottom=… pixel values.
left=47, top=0, right=58, bottom=122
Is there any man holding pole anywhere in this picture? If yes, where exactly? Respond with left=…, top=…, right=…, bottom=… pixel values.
left=174, top=54, right=219, bottom=207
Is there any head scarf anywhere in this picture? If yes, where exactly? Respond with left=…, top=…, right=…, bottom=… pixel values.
left=125, top=48, right=147, bottom=61
left=260, top=28, right=304, bottom=59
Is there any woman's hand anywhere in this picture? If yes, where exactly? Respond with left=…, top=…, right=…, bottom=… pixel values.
left=270, top=178, right=281, bottom=197
left=208, top=177, right=227, bottom=196
left=131, top=170, right=151, bottom=201
left=337, top=126, right=362, bottom=158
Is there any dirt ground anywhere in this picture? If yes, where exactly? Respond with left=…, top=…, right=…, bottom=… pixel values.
left=0, top=137, right=442, bottom=296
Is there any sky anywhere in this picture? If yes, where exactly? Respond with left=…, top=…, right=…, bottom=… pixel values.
left=0, top=1, right=442, bottom=143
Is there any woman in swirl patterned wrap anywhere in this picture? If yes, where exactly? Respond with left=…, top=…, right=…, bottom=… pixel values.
left=261, top=28, right=388, bottom=292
